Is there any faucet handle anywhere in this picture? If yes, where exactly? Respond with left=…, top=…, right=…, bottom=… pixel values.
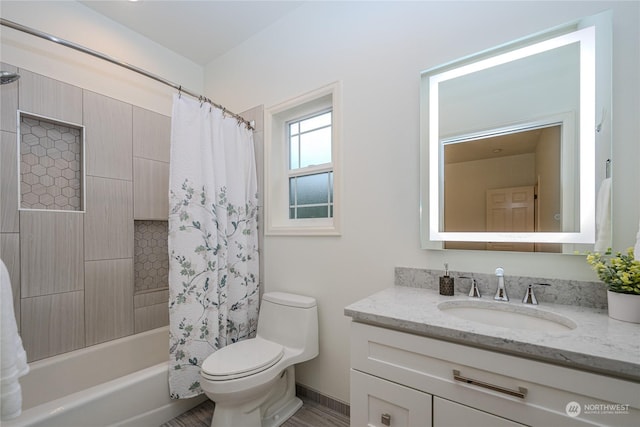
left=522, top=283, right=550, bottom=305
left=460, top=276, right=481, bottom=298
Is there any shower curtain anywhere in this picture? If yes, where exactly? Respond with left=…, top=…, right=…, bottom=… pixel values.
left=168, top=94, right=259, bottom=398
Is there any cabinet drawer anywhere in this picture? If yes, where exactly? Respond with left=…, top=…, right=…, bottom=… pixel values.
left=351, top=369, right=432, bottom=427
left=351, top=322, right=639, bottom=426
left=433, top=397, right=526, bottom=427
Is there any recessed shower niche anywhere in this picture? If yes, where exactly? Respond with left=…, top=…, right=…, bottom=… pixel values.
left=18, top=112, right=85, bottom=211
left=134, top=220, right=169, bottom=294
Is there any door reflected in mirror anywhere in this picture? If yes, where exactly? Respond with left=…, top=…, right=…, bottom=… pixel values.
left=443, top=125, right=564, bottom=252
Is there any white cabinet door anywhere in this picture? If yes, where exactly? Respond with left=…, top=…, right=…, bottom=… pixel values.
left=351, top=369, right=432, bottom=427
left=433, top=396, right=526, bottom=427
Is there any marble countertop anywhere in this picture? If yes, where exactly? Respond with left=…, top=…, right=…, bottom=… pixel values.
left=344, top=286, right=640, bottom=382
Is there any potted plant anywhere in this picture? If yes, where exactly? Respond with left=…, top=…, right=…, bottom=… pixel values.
left=586, top=247, right=640, bottom=323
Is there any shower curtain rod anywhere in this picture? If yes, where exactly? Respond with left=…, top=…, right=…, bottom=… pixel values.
left=0, top=18, right=254, bottom=130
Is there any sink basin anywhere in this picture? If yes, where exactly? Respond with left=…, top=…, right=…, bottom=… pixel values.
left=438, top=300, right=577, bottom=332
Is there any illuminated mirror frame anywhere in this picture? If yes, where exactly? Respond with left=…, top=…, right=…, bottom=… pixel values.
left=421, top=24, right=597, bottom=246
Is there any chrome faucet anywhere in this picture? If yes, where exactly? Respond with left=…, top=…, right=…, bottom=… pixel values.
left=522, top=283, right=551, bottom=305
left=493, top=267, right=508, bottom=301
left=460, top=276, right=481, bottom=298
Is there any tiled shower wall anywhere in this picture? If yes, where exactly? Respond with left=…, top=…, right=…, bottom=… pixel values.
left=0, top=63, right=172, bottom=361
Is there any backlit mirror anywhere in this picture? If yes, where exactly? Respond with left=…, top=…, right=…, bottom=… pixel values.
left=420, top=11, right=612, bottom=253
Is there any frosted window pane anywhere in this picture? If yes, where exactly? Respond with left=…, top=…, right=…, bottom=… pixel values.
left=296, top=206, right=329, bottom=219
left=293, top=173, right=329, bottom=205
left=290, top=122, right=299, bottom=135
left=329, top=172, right=334, bottom=203
left=288, top=172, right=333, bottom=219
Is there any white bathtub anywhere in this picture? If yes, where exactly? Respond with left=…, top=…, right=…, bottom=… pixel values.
left=3, top=326, right=207, bottom=427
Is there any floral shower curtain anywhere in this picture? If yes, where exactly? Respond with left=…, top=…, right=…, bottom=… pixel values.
left=168, top=94, right=259, bottom=398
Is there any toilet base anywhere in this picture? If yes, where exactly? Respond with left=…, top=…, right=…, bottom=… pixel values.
left=209, top=366, right=301, bottom=427
left=262, top=396, right=302, bottom=427
left=209, top=396, right=301, bottom=427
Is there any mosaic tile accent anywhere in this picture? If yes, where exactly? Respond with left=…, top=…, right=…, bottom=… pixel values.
left=19, top=114, right=83, bottom=211
left=134, top=220, right=169, bottom=293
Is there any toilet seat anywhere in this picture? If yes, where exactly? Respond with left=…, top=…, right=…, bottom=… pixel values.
left=201, top=337, right=284, bottom=381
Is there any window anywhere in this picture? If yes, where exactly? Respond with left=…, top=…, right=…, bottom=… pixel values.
left=265, top=82, right=341, bottom=235
left=287, top=110, right=333, bottom=219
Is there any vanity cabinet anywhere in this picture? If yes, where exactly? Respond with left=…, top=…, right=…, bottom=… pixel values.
left=351, top=369, right=432, bottom=426
left=350, top=322, right=639, bottom=427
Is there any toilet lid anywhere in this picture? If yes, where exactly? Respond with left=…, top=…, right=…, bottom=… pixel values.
left=201, top=337, right=284, bottom=380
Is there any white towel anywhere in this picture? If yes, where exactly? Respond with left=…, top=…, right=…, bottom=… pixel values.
left=1, top=260, right=29, bottom=421
left=594, top=178, right=612, bottom=253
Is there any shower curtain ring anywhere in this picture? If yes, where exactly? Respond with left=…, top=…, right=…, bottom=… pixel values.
left=178, top=86, right=182, bottom=99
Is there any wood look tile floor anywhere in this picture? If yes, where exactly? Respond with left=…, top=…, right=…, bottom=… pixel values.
left=160, top=397, right=350, bottom=427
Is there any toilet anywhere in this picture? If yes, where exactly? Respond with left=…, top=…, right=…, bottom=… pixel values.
left=200, top=292, right=319, bottom=427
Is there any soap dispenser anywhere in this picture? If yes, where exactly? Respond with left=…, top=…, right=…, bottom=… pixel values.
left=439, top=263, right=455, bottom=296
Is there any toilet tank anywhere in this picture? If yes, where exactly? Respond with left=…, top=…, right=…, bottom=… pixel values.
left=257, top=292, right=318, bottom=360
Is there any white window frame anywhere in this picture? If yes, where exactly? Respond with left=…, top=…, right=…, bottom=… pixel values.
left=265, top=82, right=341, bottom=236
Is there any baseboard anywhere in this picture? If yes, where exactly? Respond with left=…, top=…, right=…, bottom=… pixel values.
left=295, top=383, right=350, bottom=418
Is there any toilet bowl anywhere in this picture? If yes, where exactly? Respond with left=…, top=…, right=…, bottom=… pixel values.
left=200, top=292, right=319, bottom=427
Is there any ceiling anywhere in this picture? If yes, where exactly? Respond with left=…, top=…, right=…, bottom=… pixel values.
left=80, top=1, right=304, bottom=65
left=444, top=127, right=556, bottom=164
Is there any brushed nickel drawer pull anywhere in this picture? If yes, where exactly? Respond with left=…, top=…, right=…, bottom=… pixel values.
left=453, top=370, right=528, bottom=399
left=381, top=413, right=391, bottom=426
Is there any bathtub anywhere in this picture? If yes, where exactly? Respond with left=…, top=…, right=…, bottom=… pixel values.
left=3, top=326, right=207, bottom=427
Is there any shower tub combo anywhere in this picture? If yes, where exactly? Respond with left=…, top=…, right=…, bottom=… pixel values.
left=3, top=326, right=206, bottom=427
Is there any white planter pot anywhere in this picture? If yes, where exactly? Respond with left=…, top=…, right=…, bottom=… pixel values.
left=607, top=290, right=640, bottom=323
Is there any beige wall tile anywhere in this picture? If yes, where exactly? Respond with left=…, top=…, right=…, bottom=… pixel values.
left=133, top=158, right=169, bottom=220
left=1, top=130, right=19, bottom=232
left=241, top=106, right=264, bottom=294
left=134, top=288, right=169, bottom=308
left=253, top=130, right=264, bottom=208
left=18, top=69, right=82, bottom=125
left=1, top=63, right=18, bottom=132
left=134, top=303, right=169, bottom=334
left=85, top=259, right=134, bottom=346
left=84, top=176, right=133, bottom=260
left=133, top=106, right=171, bottom=162
left=1, top=232, right=21, bottom=330
left=83, top=90, right=132, bottom=180
left=21, top=291, right=85, bottom=362
left=240, top=105, right=264, bottom=133
left=240, top=106, right=263, bottom=206
left=20, top=211, right=84, bottom=297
